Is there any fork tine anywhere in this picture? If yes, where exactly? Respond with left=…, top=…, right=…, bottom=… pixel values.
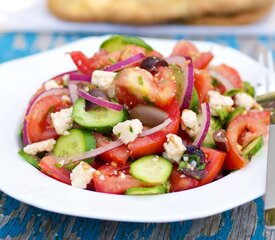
left=268, top=51, right=275, bottom=92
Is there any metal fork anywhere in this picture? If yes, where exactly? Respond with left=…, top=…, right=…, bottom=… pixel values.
left=258, top=50, right=275, bottom=230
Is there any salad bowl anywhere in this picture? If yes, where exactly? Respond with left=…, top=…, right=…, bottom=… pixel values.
left=0, top=36, right=268, bottom=222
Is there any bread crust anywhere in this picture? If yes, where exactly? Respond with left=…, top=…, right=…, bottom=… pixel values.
left=48, top=0, right=274, bottom=25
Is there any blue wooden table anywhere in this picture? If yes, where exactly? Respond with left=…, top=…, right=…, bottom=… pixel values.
left=0, top=33, right=275, bottom=239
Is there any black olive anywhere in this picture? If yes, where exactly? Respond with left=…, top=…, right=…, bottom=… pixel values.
left=85, top=88, right=110, bottom=111
left=185, top=145, right=205, bottom=165
left=140, top=56, right=168, bottom=74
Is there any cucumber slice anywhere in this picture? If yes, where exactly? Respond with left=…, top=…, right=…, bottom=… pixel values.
left=130, top=155, right=173, bottom=184
left=125, top=185, right=167, bottom=195
left=18, top=149, right=40, bottom=169
left=73, top=98, right=128, bottom=133
left=225, top=89, right=242, bottom=97
left=53, top=129, right=96, bottom=170
left=225, top=106, right=245, bottom=128
left=100, top=35, right=153, bottom=53
left=242, top=136, right=264, bottom=160
left=190, top=88, right=199, bottom=113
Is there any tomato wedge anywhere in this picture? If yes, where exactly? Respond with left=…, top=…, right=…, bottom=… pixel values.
left=224, top=112, right=269, bottom=170
left=128, top=98, right=180, bottom=158
left=93, top=163, right=143, bottom=194
left=198, top=147, right=226, bottom=186
left=94, top=133, right=130, bottom=165
left=26, top=94, right=71, bottom=143
left=39, top=156, right=71, bottom=185
left=170, top=40, right=213, bottom=69
left=211, top=64, right=243, bottom=91
left=170, top=166, right=199, bottom=192
left=194, top=70, right=213, bottom=104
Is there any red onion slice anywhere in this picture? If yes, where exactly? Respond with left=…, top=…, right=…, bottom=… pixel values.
left=104, top=53, right=146, bottom=72
left=139, top=118, right=172, bottom=137
left=23, top=88, right=70, bottom=146
left=69, top=72, right=91, bottom=83
left=166, top=56, right=194, bottom=111
left=192, top=103, right=211, bottom=147
left=59, top=140, right=124, bottom=165
left=78, top=89, right=123, bottom=111
left=68, top=84, right=79, bottom=103
left=208, top=68, right=234, bottom=91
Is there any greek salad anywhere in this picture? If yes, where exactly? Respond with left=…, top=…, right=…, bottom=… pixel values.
left=19, top=35, right=270, bottom=195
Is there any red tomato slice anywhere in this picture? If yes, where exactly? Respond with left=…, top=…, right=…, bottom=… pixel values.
left=211, top=64, right=243, bottom=90
left=120, top=45, right=146, bottom=61
left=146, top=50, right=163, bottom=58
left=69, top=50, right=120, bottom=75
left=170, top=166, right=199, bottom=192
left=128, top=98, right=180, bottom=158
left=93, top=133, right=130, bottom=165
left=194, top=70, right=213, bottom=104
left=247, top=111, right=270, bottom=128
left=115, top=67, right=176, bottom=108
left=39, top=156, right=71, bottom=185
left=170, top=40, right=213, bottom=69
left=93, top=163, right=143, bottom=194
left=224, top=113, right=269, bottom=170
left=26, top=94, right=72, bottom=143
left=198, top=147, right=226, bottom=186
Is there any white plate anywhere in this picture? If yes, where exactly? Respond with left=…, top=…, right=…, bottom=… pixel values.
left=0, top=36, right=267, bottom=223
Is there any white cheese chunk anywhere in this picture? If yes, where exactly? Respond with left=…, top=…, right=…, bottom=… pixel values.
left=92, top=70, right=117, bottom=97
left=113, top=119, right=143, bottom=144
left=162, top=134, right=186, bottom=164
left=208, top=90, right=234, bottom=116
left=51, top=107, right=73, bottom=135
left=234, top=93, right=261, bottom=111
left=70, top=162, right=95, bottom=189
left=44, top=80, right=63, bottom=90
left=181, top=109, right=200, bottom=137
left=23, top=139, right=56, bottom=155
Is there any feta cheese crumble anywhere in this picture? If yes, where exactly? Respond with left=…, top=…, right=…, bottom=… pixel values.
left=51, top=107, right=73, bottom=135
left=181, top=109, right=200, bottom=137
left=208, top=90, right=234, bottom=116
left=92, top=70, right=117, bottom=97
left=44, top=80, right=63, bottom=90
left=70, top=162, right=95, bottom=189
left=23, top=139, right=56, bottom=155
left=235, top=93, right=262, bottom=111
left=162, top=134, right=186, bottom=164
left=113, top=119, right=143, bottom=144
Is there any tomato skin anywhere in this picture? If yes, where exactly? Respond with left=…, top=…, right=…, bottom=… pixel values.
left=120, top=45, right=146, bottom=61
left=194, top=52, right=214, bottom=70
left=224, top=113, right=269, bottom=170
left=247, top=111, right=270, bottom=128
left=93, top=163, right=143, bottom=194
left=194, top=70, right=213, bottom=104
left=170, top=40, right=213, bottom=69
left=26, top=94, right=71, bottom=143
left=170, top=166, right=199, bottom=192
left=69, top=50, right=120, bottom=75
left=212, top=64, right=243, bottom=90
left=93, top=133, right=130, bottom=165
left=39, top=156, right=71, bottom=185
left=128, top=98, right=180, bottom=158
left=198, top=148, right=226, bottom=186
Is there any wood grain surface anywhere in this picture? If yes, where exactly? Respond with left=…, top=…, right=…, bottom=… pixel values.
left=0, top=33, right=275, bottom=240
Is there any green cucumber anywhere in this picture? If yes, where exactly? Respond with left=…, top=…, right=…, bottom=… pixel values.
left=72, top=98, right=128, bottom=133
left=190, top=88, right=199, bottom=113
left=197, top=116, right=221, bottom=148
left=53, top=129, right=96, bottom=170
left=100, top=35, right=153, bottom=53
left=125, top=185, right=167, bottom=195
left=242, top=81, right=255, bottom=97
left=225, top=89, right=243, bottom=97
left=18, top=149, right=40, bottom=169
left=242, top=136, right=264, bottom=160
left=225, top=106, right=245, bottom=128
left=130, top=155, right=173, bottom=184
